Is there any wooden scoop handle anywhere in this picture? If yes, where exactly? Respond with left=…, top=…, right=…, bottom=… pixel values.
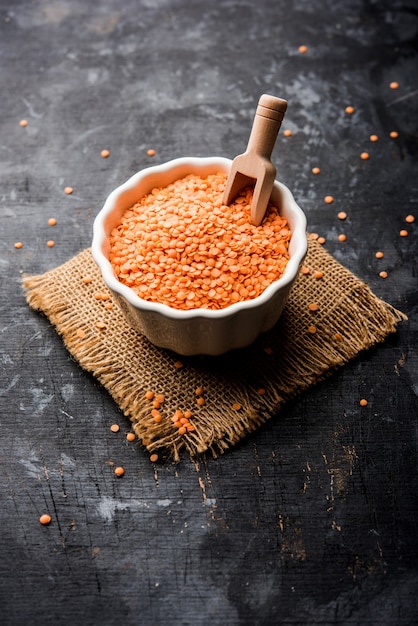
left=246, top=94, right=287, bottom=159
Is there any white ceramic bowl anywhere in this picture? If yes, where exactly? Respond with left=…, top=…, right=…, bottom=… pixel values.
left=92, top=157, right=307, bottom=356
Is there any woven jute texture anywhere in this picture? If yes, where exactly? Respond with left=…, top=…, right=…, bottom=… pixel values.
left=23, top=240, right=407, bottom=460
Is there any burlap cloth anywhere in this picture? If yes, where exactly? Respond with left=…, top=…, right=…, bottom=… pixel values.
left=23, top=239, right=407, bottom=460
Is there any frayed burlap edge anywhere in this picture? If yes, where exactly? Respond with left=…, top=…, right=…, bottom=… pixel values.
left=22, top=241, right=407, bottom=460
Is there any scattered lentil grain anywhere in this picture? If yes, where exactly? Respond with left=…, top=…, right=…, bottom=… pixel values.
left=147, top=149, right=156, bottom=157
left=39, top=514, right=51, bottom=525
left=337, top=211, right=347, bottom=220
left=311, top=167, right=320, bottom=175
left=110, top=424, right=120, bottom=433
left=345, top=106, right=355, bottom=114
left=76, top=329, right=86, bottom=338
left=338, top=234, right=347, bottom=242
left=359, top=398, right=368, bottom=406
left=298, top=45, right=308, bottom=53
left=46, top=240, right=55, bottom=247
left=400, top=229, right=408, bottom=237
left=150, top=453, right=159, bottom=463
left=14, top=242, right=23, bottom=249
left=126, top=432, right=136, bottom=442
left=283, top=129, right=292, bottom=137
left=360, top=152, right=370, bottom=160
left=308, top=302, right=319, bottom=311
left=369, top=134, right=379, bottom=142
left=101, top=149, right=110, bottom=158
left=389, top=81, right=399, bottom=89
left=232, top=403, right=242, bottom=411
left=375, top=251, right=384, bottom=259
left=379, top=271, right=388, bottom=279
left=145, top=390, right=154, bottom=400
left=19, top=119, right=28, bottom=127
left=96, top=321, right=106, bottom=329
left=64, top=186, right=73, bottom=195
left=48, top=218, right=57, bottom=226
left=114, top=466, right=125, bottom=477
left=317, top=236, right=326, bottom=245
left=196, top=397, right=205, bottom=406
left=308, top=325, right=317, bottom=334
left=301, top=265, right=310, bottom=275
left=324, top=195, right=334, bottom=204
left=405, top=215, right=415, bottom=223
left=389, top=131, right=399, bottom=138
left=314, top=270, right=324, bottom=279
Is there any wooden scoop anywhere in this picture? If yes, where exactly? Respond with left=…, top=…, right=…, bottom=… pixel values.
left=222, top=94, right=288, bottom=226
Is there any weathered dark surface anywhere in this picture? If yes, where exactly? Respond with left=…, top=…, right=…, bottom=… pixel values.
left=1, top=1, right=417, bottom=624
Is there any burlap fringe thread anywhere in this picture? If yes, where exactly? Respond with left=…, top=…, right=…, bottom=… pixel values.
left=23, top=240, right=407, bottom=460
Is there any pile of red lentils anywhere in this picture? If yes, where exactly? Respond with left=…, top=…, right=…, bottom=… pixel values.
left=108, top=172, right=291, bottom=311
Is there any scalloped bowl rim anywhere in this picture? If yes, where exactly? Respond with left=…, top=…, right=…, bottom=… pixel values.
left=92, top=156, right=307, bottom=321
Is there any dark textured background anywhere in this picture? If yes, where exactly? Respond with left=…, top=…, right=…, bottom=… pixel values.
left=1, top=1, right=417, bottom=624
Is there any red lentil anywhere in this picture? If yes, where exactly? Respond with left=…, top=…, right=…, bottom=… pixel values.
left=83, top=276, right=93, bottom=284
left=360, top=152, right=370, bottom=160
left=101, top=149, right=110, bottom=158
left=338, top=234, right=347, bottom=242
left=174, top=361, right=183, bottom=369
left=314, top=271, right=324, bottom=279
left=324, top=195, right=334, bottom=204
left=359, top=398, right=368, bottom=407
left=48, top=217, right=57, bottom=226
left=257, top=388, right=266, bottom=395
left=14, top=242, right=23, bottom=249
left=375, top=251, right=384, bottom=259
left=334, top=332, right=343, bottom=341
left=369, top=134, right=379, bottom=142
left=76, top=329, right=86, bottom=338
left=46, top=240, right=55, bottom=247
left=298, top=45, right=308, bottom=53
left=400, top=229, right=408, bottom=237
left=39, top=514, right=51, bottom=525
left=317, top=236, right=326, bottom=245
left=389, top=81, right=399, bottom=89
left=147, top=149, right=156, bottom=157
left=96, top=321, right=106, bottom=329
left=337, top=211, right=347, bottom=220
left=308, top=325, right=317, bottom=334
left=196, top=397, right=205, bottom=406
left=301, top=266, right=310, bottom=275
left=110, top=424, right=120, bottom=433
left=389, top=131, right=399, bottom=138
left=150, top=453, right=159, bottom=462
left=283, top=129, right=292, bottom=137
left=379, top=271, right=388, bottom=279
left=308, top=302, right=319, bottom=311
left=405, top=215, right=415, bottom=224
left=232, top=403, right=242, bottom=411
left=145, top=390, right=154, bottom=400
left=126, top=432, right=136, bottom=442
left=311, top=167, right=320, bottom=175
left=64, top=186, right=73, bottom=195
left=345, top=106, right=355, bottom=114
left=19, top=119, right=28, bottom=127
left=114, top=466, right=125, bottom=477
left=109, top=173, right=291, bottom=311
